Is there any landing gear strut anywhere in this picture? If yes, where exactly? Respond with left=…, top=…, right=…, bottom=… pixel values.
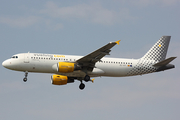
left=23, top=71, right=28, bottom=82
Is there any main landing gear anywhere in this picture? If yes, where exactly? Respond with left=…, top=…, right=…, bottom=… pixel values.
left=79, top=82, right=85, bottom=90
left=23, top=71, right=28, bottom=82
left=84, top=75, right=90, bottom=82
left=79, top=75, right=93, bottom=90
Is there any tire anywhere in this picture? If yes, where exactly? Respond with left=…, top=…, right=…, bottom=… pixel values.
left=23, top=78, right=27, bottom=82
left=79, top=83, right=85, bottom=90
left=84, top=75, right=90, bottom=82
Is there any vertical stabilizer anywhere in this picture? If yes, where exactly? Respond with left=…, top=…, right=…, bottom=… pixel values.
left=141, top=36, right=171, bottom=62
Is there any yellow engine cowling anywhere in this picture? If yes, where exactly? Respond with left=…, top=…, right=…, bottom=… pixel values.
left=51, top=75, right=68, bottom=85
left=52, top=62, right=81, bottom=73
left=58, top=62, right=75, bottom=73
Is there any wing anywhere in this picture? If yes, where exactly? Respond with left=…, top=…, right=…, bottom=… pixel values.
left=76, top=40, right=120, bottom=71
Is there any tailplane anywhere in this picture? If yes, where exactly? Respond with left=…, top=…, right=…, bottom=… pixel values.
left=153, top=57, right=176, bottom=66
left=141, top=36, right=171, bottom=62
left=153, top=57, right=176, bottom=72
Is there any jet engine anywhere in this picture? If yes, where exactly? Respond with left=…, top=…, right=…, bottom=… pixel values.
left=51, top=74, right=74, bottom=85
left=52, top=62, right=81, bottom=73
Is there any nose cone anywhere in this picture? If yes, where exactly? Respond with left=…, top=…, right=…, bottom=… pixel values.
left=2, top=60, right=8, bottom=68
left=2, top=59, right=21, bottom=71
left=2, top=59, right=11, bottom=69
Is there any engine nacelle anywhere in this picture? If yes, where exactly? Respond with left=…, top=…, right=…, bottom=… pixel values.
left=52, top=62, right=81, bottom=73
left=51, top=75, right=68, bottom=85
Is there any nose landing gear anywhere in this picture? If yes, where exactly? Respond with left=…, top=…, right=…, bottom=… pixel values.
left=23, top=71, right=28, bottom=82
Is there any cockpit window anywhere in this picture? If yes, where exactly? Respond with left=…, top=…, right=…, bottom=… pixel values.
left=11, top=56, right=18, bottom=59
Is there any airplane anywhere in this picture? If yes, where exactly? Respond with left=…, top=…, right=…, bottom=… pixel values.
left=2, top=36, right=176, bottom=90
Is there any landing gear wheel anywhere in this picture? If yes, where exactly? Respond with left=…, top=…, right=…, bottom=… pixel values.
left=23, top=78, right=27, bottom=82
left=79, top=83, right=85, bottom=90
left=84, top=75, right=90, bottom=82
left=23, top=71, right=28, bottom=82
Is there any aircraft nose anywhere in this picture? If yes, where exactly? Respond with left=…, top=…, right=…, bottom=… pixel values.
left=2, top=59, right=11, bottom=68
left=2, top=60, right=7, bottom=67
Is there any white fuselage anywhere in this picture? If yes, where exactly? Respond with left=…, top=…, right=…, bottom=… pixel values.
left=2, top=53, right=158, bottom=78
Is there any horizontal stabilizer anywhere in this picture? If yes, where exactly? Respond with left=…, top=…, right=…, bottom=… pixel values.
left=153, top=57, right=177, bottom=66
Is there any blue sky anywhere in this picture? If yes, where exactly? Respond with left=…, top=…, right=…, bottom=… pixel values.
left=0, top=0, right=180, bottom=120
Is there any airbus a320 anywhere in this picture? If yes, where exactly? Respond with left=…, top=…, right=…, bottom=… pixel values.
left=2, top=36, right=176, bottom=90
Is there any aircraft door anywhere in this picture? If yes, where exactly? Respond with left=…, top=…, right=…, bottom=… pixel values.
left=24, top=53, right=29, bottom=63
